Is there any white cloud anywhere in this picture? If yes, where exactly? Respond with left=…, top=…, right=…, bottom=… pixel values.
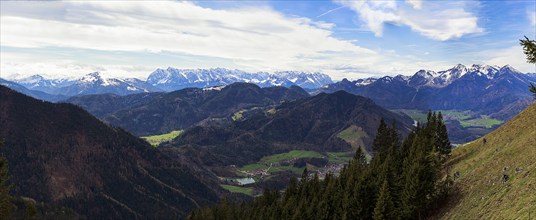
left=335, top=0, right=483, bottom=41
left=1, top=1, right=392, bottom=80
left=406, top=0, right=422, bottom=10
left=529, top=9, right=536, bottom=27
left=483, top=46, right=536, bottom=73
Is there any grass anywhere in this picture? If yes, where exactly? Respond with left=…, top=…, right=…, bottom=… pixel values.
left=232, top=110, right=246, bottom=121
left=393, top=109, right=503, bottom=129
left=435, top=103, right=536, bottom=219
left=261, top=150, right=323, bottom=164
left=268, top=166, right=304, bottom=174
left=221, top=184, right=254, bottom=196
left=436, top=109, right=472, bottom=121
left=241, top=163, right=268, bottom=171
left=240, top=150, right=324, bottom=174
left=326, top=152, right=354, bottom=164
left=460, top=118, right=502, bottom=128
left=141, top=130, right=183, bottom=146
left=392, top=109, right=428, bottom=123
left=336, top=125, right=372, bottom=158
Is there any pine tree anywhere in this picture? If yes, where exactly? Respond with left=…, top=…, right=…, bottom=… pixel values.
left=436, top=112, right=451, bottom=156
left=373, top=180, right=395, bottom=220
left=520, top=36, right=536, bottom=64
left=0, top=141, right=14, bottom=220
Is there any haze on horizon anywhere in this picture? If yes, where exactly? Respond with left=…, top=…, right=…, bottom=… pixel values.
left=1, top=0, right=535, bottom=81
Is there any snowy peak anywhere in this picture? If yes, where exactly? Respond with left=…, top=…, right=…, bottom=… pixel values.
left=147, top=67, right=333, bottom=91
left=78, top=72, right=104, bottom=84
left=355, top=77, right=377, bottom=86
left=17, top=74, right=45, bottom=84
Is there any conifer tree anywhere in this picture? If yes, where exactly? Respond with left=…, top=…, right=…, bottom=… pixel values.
left=436, top=112, right=451, bottom=156
left=374, top=180, right=395, bottom=220
left=520, top=36, right=536, bottom=64
left=0, top=141, right=14, bottom=220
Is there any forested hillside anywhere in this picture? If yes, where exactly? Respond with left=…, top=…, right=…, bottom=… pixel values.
left=188, top=113, right=453, bottom=219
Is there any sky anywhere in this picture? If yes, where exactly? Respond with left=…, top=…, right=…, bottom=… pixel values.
left=1, top=0, right=535, bottom=80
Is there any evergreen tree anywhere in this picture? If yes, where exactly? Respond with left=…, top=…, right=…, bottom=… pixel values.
left=436, top=112, right=452, bottom=156
left=520, top=36, right=536, bottom=63
left=373, top=180, right=395, bottom=220
left=187, top=113, right=453, bottom=220
left=0, top=141, right=14, bottom=220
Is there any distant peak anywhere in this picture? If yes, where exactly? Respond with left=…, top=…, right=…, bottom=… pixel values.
left=86, top=72, right=102, bottom=77
left=499, top=64, right=520, bottom=73
left=453, top=64, right=466, bottom=69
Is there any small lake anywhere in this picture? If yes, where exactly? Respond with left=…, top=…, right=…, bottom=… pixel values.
left=236, top=177, right=255, bottom=185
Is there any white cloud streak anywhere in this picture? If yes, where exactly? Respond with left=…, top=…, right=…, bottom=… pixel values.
left=335, top=0, right=484, bottom=41
left=1, top=1, right=393, bottom=79
left=483, top=46, right=536, bottom=73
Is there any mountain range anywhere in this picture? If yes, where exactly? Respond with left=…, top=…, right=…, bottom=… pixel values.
left=67, top=83, right=311, bottom=136
left=1, top=68, right=333, bottom=101
left=147, top=67, right=333, bottom=91
left=0, top=83, right=413, bottom=218
left=319, top=64, right=535, bottom=118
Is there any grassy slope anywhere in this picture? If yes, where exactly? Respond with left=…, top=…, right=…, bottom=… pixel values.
left=262, top=150, right=323, bottom=163
left=240, top=150, right=325, bottom=174
left=141, top=130, right=183, bottom=146
left=438, top=103, right=536, bottom=219
left=336, top=125, right=371, bottom=159
left=220, top=185, right=254, bottom=196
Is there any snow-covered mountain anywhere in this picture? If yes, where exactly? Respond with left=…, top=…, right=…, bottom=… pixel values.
left=12, top=74, right=75, bottom=94
left=405, top=64, right=504, bottom=88
left=146, top=67, right=333, bottom=91
left=60, top=72, right=161, bottom=96
left=318, top=64, right=534, bottom=118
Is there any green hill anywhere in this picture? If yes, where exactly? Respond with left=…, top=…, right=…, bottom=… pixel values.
left=438, top=103, right=536, bottom=219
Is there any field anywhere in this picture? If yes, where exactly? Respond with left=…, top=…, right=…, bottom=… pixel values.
left=436, top=104, right=536, bottom=219
left=240, top=150, right=324, bottom=174
left=392, top=109, right=428, bottom=123
left=460, top=118, right=502, bottom=128
left=231, top=110, right=246, bottom=121
left=141, top=130, right=183, bottom=146
left=435, top=109, right=472, bottom=120
left=261, top=150, right=323, bottom=163
left=326, top=152, right=354, bottom=164
left=393, top=109, right=502, bottom=129
left=220, top=184, right=254, bottom=196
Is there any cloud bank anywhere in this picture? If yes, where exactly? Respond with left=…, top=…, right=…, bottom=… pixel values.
left=335, top=0, right=484, bottom=41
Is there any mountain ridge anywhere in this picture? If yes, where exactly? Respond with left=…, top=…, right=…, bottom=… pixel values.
left=0, top=85, right=224, bottom=219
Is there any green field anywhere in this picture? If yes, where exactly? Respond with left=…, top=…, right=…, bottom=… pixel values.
left=267, top=166, right=304, bottom=174
left=232, top=110, right=245, bottom=121
left=141, top=130, right=183, bottom=146
left=336, top=125, right=371, bottom=158
left=240, top=150, right=324, bottom=174
left=460, top=118, right=502, bottom=128
left=392, top=109, right=428, bottom=123
left=221, top=184, right=254, bottom=196
left=394, top=109, right=503, bottom=129
left=436, top=109, right=472, bottom=120
left=326, top=152, right=354, bottom=164
left=261, top=150, right=323, bottom=163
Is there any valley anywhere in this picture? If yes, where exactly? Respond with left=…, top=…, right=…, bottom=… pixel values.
left=2, top=1, right=535, bottom=219
left=216, top=150, right=353, bottom=196
left=392, top=109, right=503, bottom=144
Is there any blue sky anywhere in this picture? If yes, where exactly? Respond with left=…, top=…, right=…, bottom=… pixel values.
left=1, top=0, right=535, bottom=80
